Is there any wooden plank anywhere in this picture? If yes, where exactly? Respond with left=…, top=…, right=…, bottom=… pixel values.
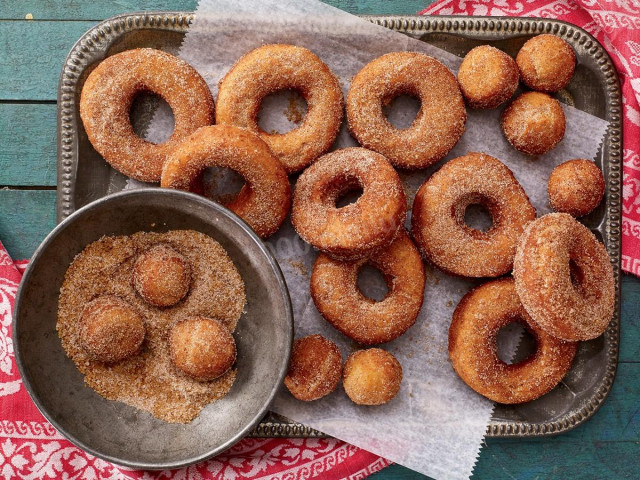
left=0, top=104, right=56, bottom=186
left=620, top=274, right=640, bottom=362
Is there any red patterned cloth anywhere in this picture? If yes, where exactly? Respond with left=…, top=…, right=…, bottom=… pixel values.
left=422, top=0, right=640, bottom=275
left=0, top=242, right=390, bottom=479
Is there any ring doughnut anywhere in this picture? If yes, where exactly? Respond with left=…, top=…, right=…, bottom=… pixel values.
left=80, top=48, right=215, bottom=182
left=161, top=125, right=291, bottom=238
left=449, top=278, right=577, bottom=404
left=216, top=44, right=343, bottom=174
left=548, top=159, right=605, bottom=217
left=310, top=231, right=425, bottom=345
left=346, top=52, right=466, bottom=169
left=292, top=147, right=407, bottom=260
left=513, top=213, right=615, bottom=341
left=411, top=152, right=536, bottom=277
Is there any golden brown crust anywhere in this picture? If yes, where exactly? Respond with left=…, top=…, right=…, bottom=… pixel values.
left=449, top=278, right=577, bottom=404
left=343, top=348, right=402, bottom=405
left=133, top=244, right=192, bottom=307
left=501, top=92, right=566, bottom=156
left=548, top=159, right=605, bottom=217
left=346, top=52, right=466, bottom=169
left=284, top=334, right=342, bottom=401
left=457, top=45, right=519, bottom=109
left=169, top=316, right=237, bottom=381
left=292, top=147, right=407, bottom=260
left=79, top=296, right=146, bottom=363
left=310, top=231, right=425, bottom=345
left=411, top=152, right=536, bottom=277
left=513, top=213, right=615, bottom=341
left=216, top=44, right=344, bottom=174
left=80, top=48, right=215, bottom=182
left=161, top=125, right=291, bottom=238
left=516, top=34, right=576, bottom=93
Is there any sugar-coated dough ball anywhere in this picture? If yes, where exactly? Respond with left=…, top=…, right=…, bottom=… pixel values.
left=80, top=296, right=145, bottom=363
left=548, top=159, right=605, bottom=217
left=457, top=45, right=519, bottom=109
left=284, top=334, right=342, bottom=401
left=501, top=92, right=566, bottom=155
left=516, top=34, right=576, bottom=93
left=343, top=348, right=402, bottom=405
left=133, top=244, right=191, bottom=307
left=169, top=317, right=236, bottom=381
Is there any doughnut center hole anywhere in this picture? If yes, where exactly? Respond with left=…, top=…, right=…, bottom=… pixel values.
left=130, top=91, right=174, bottom=144
left=201, top=167, right=245, bottom=204
left=464, top=203, right=493, bottom=232
left=496, top=322, right=537, bottom=365
left=257, top=89, right=308, bottom=134
left=569, top=259, right=585, bottom=291
left=335, top=185, right=364, bottom=208
left=382, top=94, right=421, bottom=130
left=357, top=264, right=389, bottom=302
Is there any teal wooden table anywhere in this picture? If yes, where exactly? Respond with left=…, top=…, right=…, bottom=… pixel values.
left=1, top=1, right=638, bottom=478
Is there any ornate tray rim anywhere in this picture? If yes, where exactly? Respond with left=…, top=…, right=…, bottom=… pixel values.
left=56, top=12, right=622, bottom=439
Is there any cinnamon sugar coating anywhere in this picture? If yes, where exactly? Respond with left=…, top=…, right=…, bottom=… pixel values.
left=457, top=45, right=519, bottom=109
left=311, top=231, right=425, bottom=345
left=548, top=159, right=605, bottom=217
left=161, top=125, right=291, bottom=239
left=80, top=48, right=214, bottom=182
left=216, top=44, right=344, bottom=174
left=516, top=34, right=576, bottom=93
left=501, top=91, right=566, bottom=156
left=411, top=152, right=536, bottom=277
left=513, top=213, right=615, bottom=341
left=343, top=348, right=402, bottom=406
left=292, top=147, right=407, bottom=260
left=133, top=244, right=192, bottom=307
left=449, top=278, right=577, bottom=404
left=347, top=52, right=466, bottom=169
left=284, top=334, right=342, bottom=401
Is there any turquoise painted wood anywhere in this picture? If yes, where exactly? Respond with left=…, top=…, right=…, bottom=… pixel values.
left=0, top=1, right=638, bottom=479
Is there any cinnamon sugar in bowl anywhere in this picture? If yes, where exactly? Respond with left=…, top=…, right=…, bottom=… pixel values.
left=13, top=188, right=292, bottom=469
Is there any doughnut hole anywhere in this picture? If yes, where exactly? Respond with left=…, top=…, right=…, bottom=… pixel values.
left=548, top=159, right=605, bottom=217
left=130, top=91, right=175, bottom=144
left=356, top=264, right=390, bottom=302
left=464, top=203, right=494, bottom=233
left=496, top=321, right=537, bottom=365
left=455, top=193, right=496, bottom=236
left=169, top=317, right=236, bottom=381
left=133, top=244, right=192, bottom=307
left=79, top=296, right=146, bottom=363
left=516, top=34, right=576, bottom=93
left=343, top=348, right=403, bottom=405
left=201, top=166, right=246, bottom=205
left=257, top=89, right=308, bottom=134
left=382, top=93, right=421, bottom=130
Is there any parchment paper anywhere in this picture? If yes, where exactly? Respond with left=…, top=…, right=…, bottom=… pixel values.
left=142, top=1, right=610, bottom=478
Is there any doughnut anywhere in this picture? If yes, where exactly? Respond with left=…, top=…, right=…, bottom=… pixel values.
left=513, top=213, right=615, bottom=341
left=80, top=48, right=214, bottom=182
left=457, top=45, right=519, bottom=109
left=343, top=348, right=402, bottom=405
left=516, top=34, right=576, bottom=93
left=548, top=159, right=605, bottom=217
left=161, top=125, right=291, bottom=238
left=347, top=52, right=466, bottom=169
left=79, top=296, right=145, bottom=363
left=449, top=278, right=577, bottom=404
left=169, top=317, right=236, bottom=381
left=284, top=334, right=342, bottom=401
left=216, top=44, right=343, bottom=174
left=292, top=147, right=406, bottom=260
left=310, top=231, right=425, bottom=345
left=501, top=92, right=566, bottom=156
left=411, top=152, right=536, bottom=277
left=133, top=244, right=191, bottom=307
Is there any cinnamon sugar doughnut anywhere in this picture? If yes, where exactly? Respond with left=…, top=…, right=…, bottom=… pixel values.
left=513, top=213, right=615, bottom=341
left=291, top=148, right=406, bottom=260
left=449, top=278, right=577, bottom=404
left=516, top=34, right=576, bottom=93
left=133, top=244, right=192, bottom=307
left=411, top=152, right=536, bottom=277
left=161, top=125, right=291, bottom=238
left=216, top=44, right=343, bottom=174
left=80, top=48, right=214, bottom=182
left=310, top=232, right=425, bottom=345
left=548, top=159, right=605, bottom=217
left=457, top=45, right=519, bottom=109
left=346, top=52, right=466, bottom=169
left=343, top=348, right=402, bottom=405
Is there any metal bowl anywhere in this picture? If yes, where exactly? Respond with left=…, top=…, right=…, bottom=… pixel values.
left=13, top=188, right=293, bottom=469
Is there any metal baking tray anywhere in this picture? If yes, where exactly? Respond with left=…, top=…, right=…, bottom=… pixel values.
left=57, top=12, right=621, bottom=438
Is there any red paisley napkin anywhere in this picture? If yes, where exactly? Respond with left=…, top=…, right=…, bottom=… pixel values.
left=422, top=0, right=640, bottom=276
left=0, top=242, right=389, bottom=479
